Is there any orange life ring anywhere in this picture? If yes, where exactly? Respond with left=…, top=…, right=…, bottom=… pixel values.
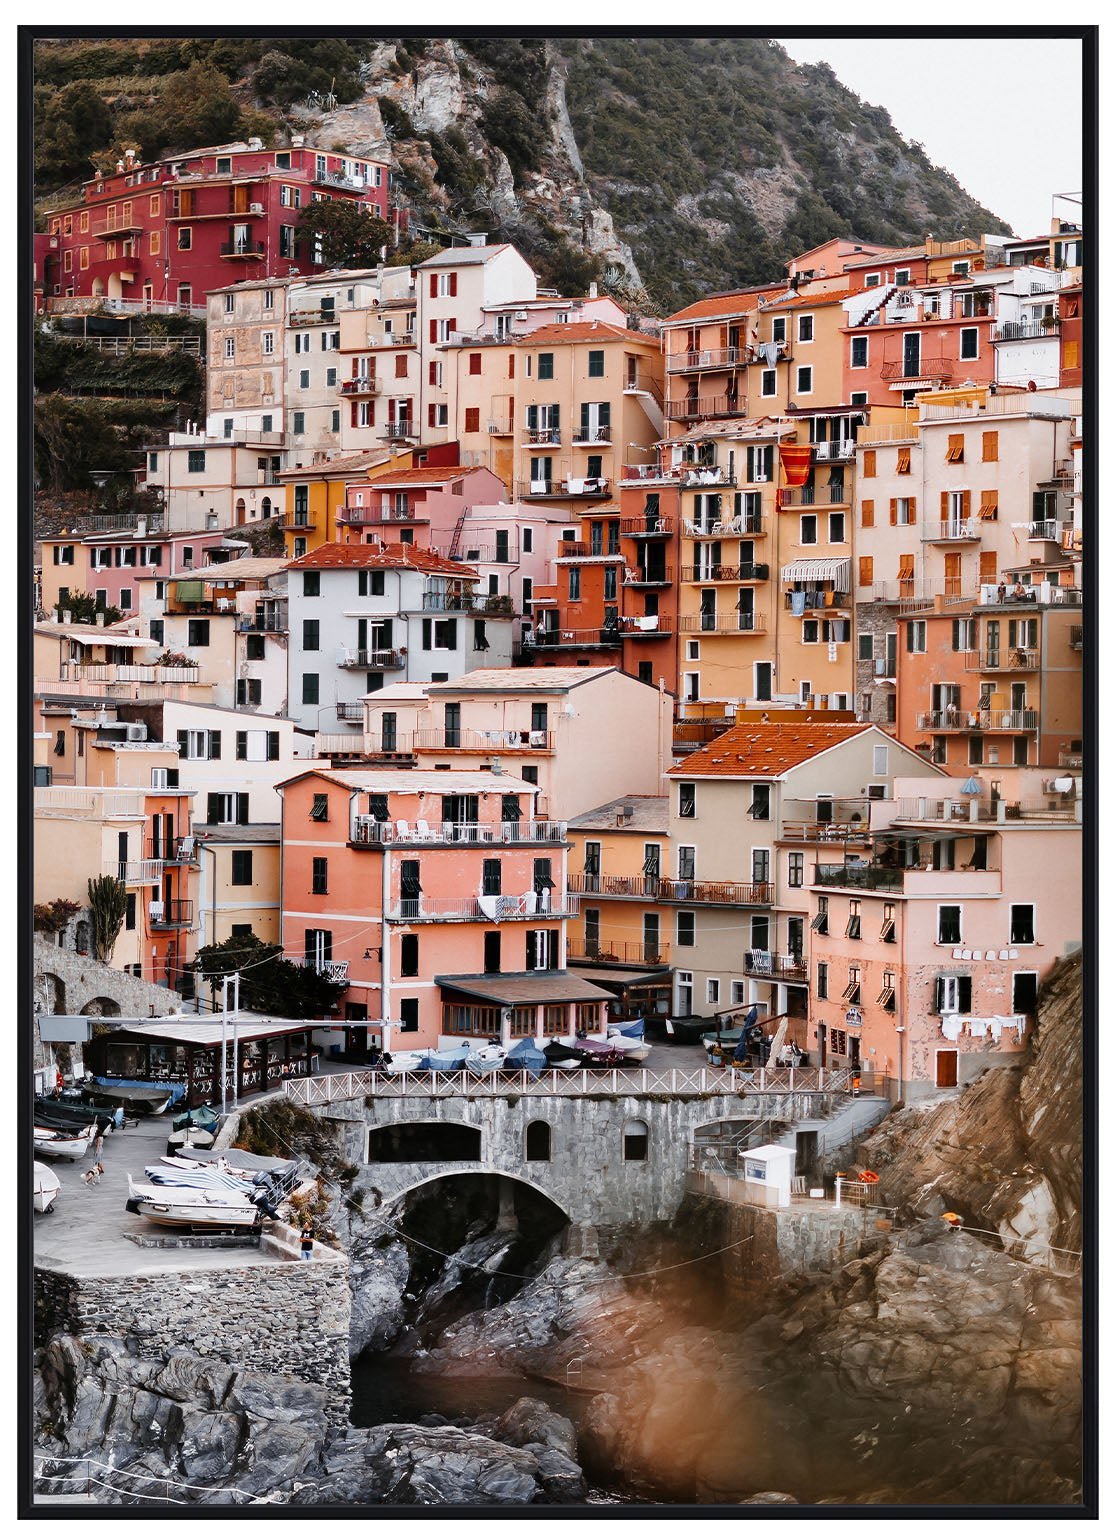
left=859, top=1170, right=880, bottom=1184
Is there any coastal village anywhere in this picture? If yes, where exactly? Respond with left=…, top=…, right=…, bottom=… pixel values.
left=30, top=121, right=1085, bottom=1508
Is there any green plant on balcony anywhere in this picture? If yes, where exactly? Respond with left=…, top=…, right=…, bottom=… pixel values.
left=87, top=874, right=127, bottom=962
left=154, top=650, right=198, bottom=669
left=53, top=591, right=124, bottom=626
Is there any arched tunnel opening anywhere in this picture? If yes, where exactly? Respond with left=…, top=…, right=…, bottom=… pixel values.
left=368, top=1121, right=482, bottom=1163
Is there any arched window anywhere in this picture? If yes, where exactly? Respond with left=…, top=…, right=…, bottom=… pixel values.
left=623, top=1118, right=649, bottom=1161
left=235, top=498, right=246, bottom=526
left=525, top=1119, right=551, bottom=1163
left=261, top=497, right=272, bottom=520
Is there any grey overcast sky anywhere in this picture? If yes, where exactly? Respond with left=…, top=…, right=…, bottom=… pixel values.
left=776, top=37, right=1084, bottom=238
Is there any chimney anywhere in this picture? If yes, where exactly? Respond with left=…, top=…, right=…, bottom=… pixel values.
left=62, top=611, right=72, bottom=625
left=588, top=281, right=598, bottom=299
left=95, top=612, right=106, bottom=627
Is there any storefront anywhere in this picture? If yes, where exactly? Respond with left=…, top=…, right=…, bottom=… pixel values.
left=86, top=1020, right=317, bottom=1108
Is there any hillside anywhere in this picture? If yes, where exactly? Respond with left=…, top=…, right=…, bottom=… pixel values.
left=33, top=35, right=1011, bottom=311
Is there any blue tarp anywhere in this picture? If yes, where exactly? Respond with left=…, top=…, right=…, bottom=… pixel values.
left=504, top=1040, right=547, bottom=1072
left=91, top=1076, right=187, bottom=1107
left=617, top=1020, right=646, bottom=1040
left=425, top=1048, right=471, bottom=1071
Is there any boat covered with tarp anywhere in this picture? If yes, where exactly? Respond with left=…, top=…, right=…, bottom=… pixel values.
left=88, top=1076, right=187, bottom=1113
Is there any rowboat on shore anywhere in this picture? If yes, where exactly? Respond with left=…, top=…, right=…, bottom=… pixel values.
left=125, top=1174, right=264, bottom=1229
left=34, top=1126, right=90, bottom=1162
left=34, top=1098, right=115, bottom=1135
left=34, top=1162, right=61, bottom=1213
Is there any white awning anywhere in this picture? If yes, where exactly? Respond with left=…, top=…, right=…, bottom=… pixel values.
left=780, top=559, right=851, bottom=587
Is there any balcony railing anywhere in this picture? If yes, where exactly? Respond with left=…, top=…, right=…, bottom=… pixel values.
left=894, top=796, right=1079, bottom=825
left=238, top=611, right=287, bottom=633
left=337, top=505, right=428, bottom=526
left=743, top=950, right=808, bottom=983
left=336, top=648, right=406, bottom=670
left=620, top=464, right=680, bottom=484
left=528, top=628, right=622, bottom=650
left=667, top=347, right=745, bottom=373
left=679, top=613, right=766, bottom=634
left=682, top=564, right=768, bottom=583
left=338, top=377, right=380, bottom=396
left=624, top=566, right=673, bottom=586
left=420, top=593, right=514, bottom=615
left=335, top=702, right=365, bottom=722
left=917, top=707, right=1038, bottom=732
left=993, top=319, right=1060, bottom=341
left=559, top=541, right=623, bottom=559
left=667, top=395, right=741, bottom=421
left=369, top=331, right=415, bottom=348
left=386, top=895, right=578, bottom=923
left=148, top=899, right=194, bottom=929
left=57, top=663, right=201, bottom=684
left=683, top=516, right=765, bottom=538
left=964, top=649, right=1039, bottom=671
left=922, top=522, right=980, bottom=542
left=571, top=427, right=614, bottom=445
left=118, top=858, right=165, bottom=885
left=145, top=839, right=197, bottom=864
left=379, top=421, right=417, bottom=440
left=315, top=731, right=415, bottom=758
left=678, top=465, right=734, bottom=488
left=413, top=728, right=555, bottom=752
left=879, top=357, right=953, bottom=382
left=522, top=428, right=562, bottom=446
left=351, top=817, right=566, bottom=847
left=567, top=938, right=671, bottom=966
left=1027, top=520, right=1071, bottom=542
left=35, top=786, right=146, bottom=818
left=486, top=419, right=513, bottom=436
left=812, top=439, right=857, bottom=462
left=219, top=240, right=265, bottom=258
left=620, top=515, right=674, bottom=537
left=569, top=873, right=772, bottom=906
left=814, top=863, right=905, bottom=891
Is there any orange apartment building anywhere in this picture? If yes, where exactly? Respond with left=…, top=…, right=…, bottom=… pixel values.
left=806, top=770, right=1082, bottom=1100
left=278, top=765, right=612, bottom=1052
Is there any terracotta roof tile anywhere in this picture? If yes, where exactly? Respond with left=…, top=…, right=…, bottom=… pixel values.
left=517, top=322, right=656, bottom=347
left=672, top=722, right=872, bottom=778
left=666, top=290, right=779, bottom=324
left=285, top=541, right=477, bottom=576
left=361, top=465, right=476, bottom=487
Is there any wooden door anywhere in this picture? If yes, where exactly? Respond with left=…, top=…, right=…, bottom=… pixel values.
left=936, top=1049, right=958, bottom=1088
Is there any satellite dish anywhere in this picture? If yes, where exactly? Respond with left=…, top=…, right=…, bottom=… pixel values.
left=1052, top=776, right=1075, bottom=793
left=1027, top=380, right=1037, bottom=392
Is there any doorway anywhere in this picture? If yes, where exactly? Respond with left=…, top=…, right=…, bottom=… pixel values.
left=936, top=1049, right=958, bottom=1088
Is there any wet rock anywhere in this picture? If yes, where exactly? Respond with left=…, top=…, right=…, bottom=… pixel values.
left=351, top=1423, right=551, bottom=1504
left=493, top=1397, right=578, bottom=1459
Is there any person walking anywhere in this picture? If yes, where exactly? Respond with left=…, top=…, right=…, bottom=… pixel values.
left=300, top=1221, right=315, bottom=1260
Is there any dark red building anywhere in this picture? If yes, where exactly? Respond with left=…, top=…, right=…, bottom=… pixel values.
left=41, top=138, right=392, bottom=317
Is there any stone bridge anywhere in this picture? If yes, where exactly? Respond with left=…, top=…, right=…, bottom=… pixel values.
left=287, top=1067, right=856, bottom=1228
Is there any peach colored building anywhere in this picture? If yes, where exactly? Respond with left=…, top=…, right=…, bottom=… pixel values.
left=806, top=770, right=1082, bottom=1100
left=278, top=766, right=611, bottom=1052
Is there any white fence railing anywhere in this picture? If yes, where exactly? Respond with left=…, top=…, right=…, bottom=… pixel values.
left=285, top=1064, right=855, bottom=1105
left=34, top=786, right=146, bottom=818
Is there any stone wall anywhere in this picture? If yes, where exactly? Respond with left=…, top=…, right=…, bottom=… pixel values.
left=33, top=936, right=183, bottom=1079
left=684, top=1191, right=867, bottom=1293
left=320, top=1089, right=848, bottom=1227
left=34, top=1256, right=352, bottom=1426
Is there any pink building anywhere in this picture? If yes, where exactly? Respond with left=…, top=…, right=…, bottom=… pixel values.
left=278, top=766, right=610, bottom=1053
left=41, top=526, right=245, bottom=619
left=335, top=463, right=506, bottom=549
left=806, top=769, right=1082, bottom=1100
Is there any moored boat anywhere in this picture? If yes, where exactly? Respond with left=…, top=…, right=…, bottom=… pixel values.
left=87, top=1076, right=187, bottom=1114
left=606, top=1032, right=651, bottom=1064
left=34, top=1162, right=61, bottom=1213
left=34, top=1126, right=90, bottom=1161
left=126, top=1173, right=264, bottom=1228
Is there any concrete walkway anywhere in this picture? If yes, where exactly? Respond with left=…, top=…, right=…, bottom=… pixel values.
left=33, top=1117, right=284, bottom=1279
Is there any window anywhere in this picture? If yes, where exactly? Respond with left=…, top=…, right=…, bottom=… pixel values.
left=187, top=450, right=206, bottom=473
left=935, top=975, right=972, bottom=1014
left=623, top=1119, right=649, bottom=1161
left=842, top=968, right=861, bottom=1005
left=748, top=784, right=770, bottom=820
left=177, top=227, right=192, bottom=250
left=679, top=782, right=695, bottom=818
left=299, top=369, right=310, bottom=389
left=263, top=289, right=274, bottom=310
left=960, top=328, right=979, bottom=361
left=802, top=620, right=819, bottom=643
left=946, top=433, right=965, bottom=464
left=303, top=571, right=320, bottom=597
left=850, top=335, right=868, bottom=369
left=788, top=852, right=804, bottom=888
left=312, top=857, right=328, bottom=894
left=881, top=903, right=896, bottom=943
left=846, top=900, right=861, bottom=939
left=862, top=449, right=876, bottom=479
left=982, top=431, right=998, bottom=463
left=231, top=850, right=253, bottom=886
left=399, top=999, right=419, bottom=1033
left=706, top=978, right=721, bottom=1005
left=800, top=514, right=817, bottom=545
left=752, top=849, right=770, bottom=885
left=1010, top=904, right=1035, bottom=945
left=587, top=349, right=605, bottom=378
left=796, top=365, right=813, bottom=395
left=398, top=933, right=420, bottom=979
left=811, top=896, right=829, bottom=935
left=816, top=962, right=828, bottom=1000
left=873, top=743, right=889, bottom=775
left=302, top=673, right=319, bottom=705
left=1012, top=973, right=1038, bottom=1014
left=797, top=314, right=814, bottom=343
left=187, top=618, right=210, bottom=648
left=677, top=912, right=695, bottom=947
left=482, top=859, right=502, bottom=896
left=760, top=369, right=776, bottom=397
left=828, top=511, right=846, bottom=543
left=293, top=412, right=305, bottom=434
left=236, top=678, right=262, bottom=706
left=905, top=620, right=927, bottom=653
left=938, top=905, right=962, bottom=945
left=864, top=273, right=881, bottom=288
left=302, top=618, right=320, bottom=652
left=677, top=845, right=695, bottom=881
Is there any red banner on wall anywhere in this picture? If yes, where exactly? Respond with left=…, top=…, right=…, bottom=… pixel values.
left=779, top=445, right=814, bottom=486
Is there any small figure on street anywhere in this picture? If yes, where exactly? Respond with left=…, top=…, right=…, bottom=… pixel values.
left=300, top=1221, right=315, bottom=1260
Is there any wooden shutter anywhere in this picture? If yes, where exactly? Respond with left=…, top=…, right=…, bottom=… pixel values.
left=177, top=730, right=189, bottom=758
left=394, top=354, right=406, bottom=377
left=898, top=554, right=914, bottom=580
left=979, top=551, right=997, bottom=583
left=982, top=431, right=998, bottom=462
left=946, top=433, right=964, bottom=462
left=941, top=490, right=949, bottom=520
left=979, top=490, right=998, bottom=519
left=465, top=407, right=480, bottom=433
left=862, top=450, right=876, bottom=478
left=428, top=361, right=437, bottom=384
left=449, top=272, right=457, bottom=297
left=207, top=792, right=222, bottom=823
left=208, top=731, right=221, bottom=760
left=429, top=319, right=437, bottom=343
left=858, top=556, right=873, bottom=587
left=429, top=273, right=438, bottom=297
left=961, top=490, right=971, bottom=521
left=351, top=401, right=359, bottom=428
left=428, top=403, right=436, bottom=427
left=889, top=498, right=898, bottom=526
left=908, top=496, right=917, bottom=524
left=896, top=446, right=911, bottom=474
left=267, top=732, right=280, bottom=760
left=236, top=793, right=249, bottom=823
left=469, top=353, right=481, bottom=375
left=861, top=498, right=874, bottom=528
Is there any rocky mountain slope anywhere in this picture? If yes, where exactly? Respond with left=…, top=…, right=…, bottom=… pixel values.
left=34, top=35, right=1010, bottom=310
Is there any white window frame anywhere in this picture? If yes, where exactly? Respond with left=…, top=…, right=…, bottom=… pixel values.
left=850, top=334, right=869, bottom=369
left=873, top=743, right=889, bottom=775
left=828, top=510, right=846, bottom=544
left=771, top=317, right=787, bottom=344
left=224, top=337, right=235, bottom=359
left=262, top=331, right=274, bottom=355
left=959, top=327, right=980, bottom=361
left=800, top=513, right=818, bottom=546
left=1010, top=902, right=1036, bottom=945
left=706, top=977, right=721, bottom=1005
left=796, top=313, right=814, bottom=344
left=760, top=369, right=777, bottom=398
left=796, top=365, right=813, bottom=396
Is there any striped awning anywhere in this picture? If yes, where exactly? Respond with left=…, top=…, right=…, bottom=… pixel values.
left=780, top=559, right=851, bottom=587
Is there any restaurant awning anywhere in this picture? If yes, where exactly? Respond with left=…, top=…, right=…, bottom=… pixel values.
left=780, top=558, right=851, bottom=587
left=434, top=972, right=615, bottom=1006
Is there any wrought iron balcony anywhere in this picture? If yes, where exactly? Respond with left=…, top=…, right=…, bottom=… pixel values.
left=148, top=899, right=194, bottom=929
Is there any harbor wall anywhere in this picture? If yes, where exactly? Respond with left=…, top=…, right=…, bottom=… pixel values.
left=34, top=1252, right=352, bottom=1426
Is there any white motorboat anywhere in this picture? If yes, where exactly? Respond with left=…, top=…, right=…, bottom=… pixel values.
left=377, top=1050, right=429, bottom=1075
left=607, top=1032, right=651, bottom=1064
left=34, top=1126, right=90, bottom=1162
left=463, top=1045, right=507, bottom=1074
left=34, top=1162, right=61, bottom=1213
left=126, top=1174, right=262, bottom=1229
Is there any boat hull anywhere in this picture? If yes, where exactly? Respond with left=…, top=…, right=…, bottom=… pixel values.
left=34, top=1128, right=89, bottom=1161
left=34, top=1162, right=61, bottom=1213
left=135, top=1199, right=260, bottom=1229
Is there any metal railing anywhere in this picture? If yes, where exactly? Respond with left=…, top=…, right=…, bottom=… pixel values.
left=620, top=515, right=675, bottom=536
left=683, top=516, right=764, bottom=538
left=486, top=419, right=513, bottom=435
left=667, top=395, right=740, bottom=420
left=58, top=663, right=200, bottom=684
left=118, top=858, right=165, bottom=885
left=351, top=818, right=566, bottom=846
left=566, top=937, right=671, bottom=965
left=413, top=728, right=555, bottom=752
left=385, top=896, right=577, bottom=922
left=336, top=648, right=406, bottom=670
left=776, top=485, right=847, bottom=506
left=522, top=428, right=562, bottom=445
left=922, top=522, right=980, bottom=541
left=149, top=899, right=194, bottom=928
left=667, top=347, right=745, bottom=373
left=744, top=951, right=808, bottom=981
left=993, top=318, right=1060, bottom=340
left=559, top=541, right=623, bottom=559
left=682, top=564, right=767, bottom=582
left=964, top=648, right=1039, bottom=671
left=337, top=377, right=380, bottom=395
left=420, top=593, right=514, bottom=614
left=624, top=566, right=673, bottom=585
left=678, top=613, right=766, bottom=633
left=528, top=628, right=622, bottom=649
left=879, top=357, right=953, bottom=381
left=337, top=505, right=427, bottom=525
left=286, top=1063, right=857, bottom=1104
left=35, top=785, right=146, bottom=818
left=620, top=464, right=679, bottom=484
left=219, top=240, right=265, bottom=258
left=569, top=872, right=772, bottom=905
left=46, top=295, right=208, bottom=320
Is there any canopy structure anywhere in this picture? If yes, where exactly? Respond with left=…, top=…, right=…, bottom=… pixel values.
left=780, top=558, right=851, bottom=587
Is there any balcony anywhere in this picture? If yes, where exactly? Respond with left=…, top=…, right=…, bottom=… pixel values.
left=682, top=563, right=768, bottom=583
left=683, top=516, right=765, bottom=539
left=667, top=347, right=745, bottom=373
left=667, top=395, right=741, bottom=421
left=776, top=485, right=847, bottom=507
left=922, top=522, right=980, bottom=543
left=420, top=593, right=514, bottom=615
left=379, top=421, right=417, bottom=442
left=369, top=331, right=415, bottom=348
left=279, top=516, right=318, bottom=532
left=879, top=357, right=954, bottom=383
left=558, top=540, right=623, bottom=560
left=620, top=515, right=674, bottom=537
left=571, top=427, right=614, bottom=446
left=964, top=649, right=1039, bottom=672
left=568, top=938, right=671, bottom=966
left=486, top=419, right=513, bottom=436
left=812, top=439, right=857, bottom=463
left=743, top=950, right=808, bottom=984
left=782, top=590, right=849, bottom=612
left=337, top=505, right=429, bottom=527
left=678, top=465, right=734, bottom=489
left=118, top=858, right=165, bottom=885
left=351, top=817, right=567, bottom=847
left=515, top=478, right=611, bottom=500
left=814, top=862, right=905, bottom=892
left=57, top=662, right=202, bottom=685
left=980, top=708, right=1039, bottom=731
left=916, top=708, right=1038, bottom=732
left=993, top=319, right=1060, bottom=341
left=624, top=566, right=673, bottom=586
left=527, top=628, right=622, bottom=651
left=570, top=873, right=771, bottom=906
left=522, top=428, right=562, bottom=447
left=386, top=895, right=578, bottom=923
left=894, top=796, right=1079, bottom=826
left=149, top=899, right=194, bottom=930
left=290, top=306, right=340, bottom=326
left=1027, top=520, right=1071, bottom=543
left=338, top=377, right=380, bottom=396
left=219, top=240, right=265, bottom=259
left=413, top=728, right=555, bottom=753
left=620, top=464, right=680, bottom=485
left=335, top=702, right=366, bottom=722
left=238, top=610, right=287, bottom=633
left=35, top=786, right=146, bottom=819
left=145, top=839, right=198, bottom=864
left=679, top=613, right=766, bottom=634
left=336, top=648, right=406, bottom=670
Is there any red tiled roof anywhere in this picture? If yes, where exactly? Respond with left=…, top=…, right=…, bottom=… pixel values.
left=672, top=722, right=872, bottom=778
left=362, top=464, right=477, bottom=488
left=285, top=542, right=477, bottom=576
left=517, top=322, right=657, bottom=347
left=666, top=290, right=780, bottom=324
left=763, top=287, right=852, bottom=310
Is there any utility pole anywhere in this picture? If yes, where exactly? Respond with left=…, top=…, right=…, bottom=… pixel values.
left=220, top=976, right=229, bottom=1115
left=231, top=972, right=242, bottom=1108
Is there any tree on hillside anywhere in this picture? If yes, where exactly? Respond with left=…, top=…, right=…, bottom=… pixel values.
left=297, top=202, right=392, bottom=268
left=194, top=932, right=347, bottom=1018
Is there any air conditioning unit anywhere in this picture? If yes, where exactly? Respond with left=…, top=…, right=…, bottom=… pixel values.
left=249, top=203, right=264, bottom=214
left=753, top=472, right=768, bottom=483
left=125, top=723, right=148, bottom=741
left=513, top=311, right=528, bottom=322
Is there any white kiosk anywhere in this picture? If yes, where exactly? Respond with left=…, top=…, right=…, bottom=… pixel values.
left=737, top=1143, right=794, bottom=1209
